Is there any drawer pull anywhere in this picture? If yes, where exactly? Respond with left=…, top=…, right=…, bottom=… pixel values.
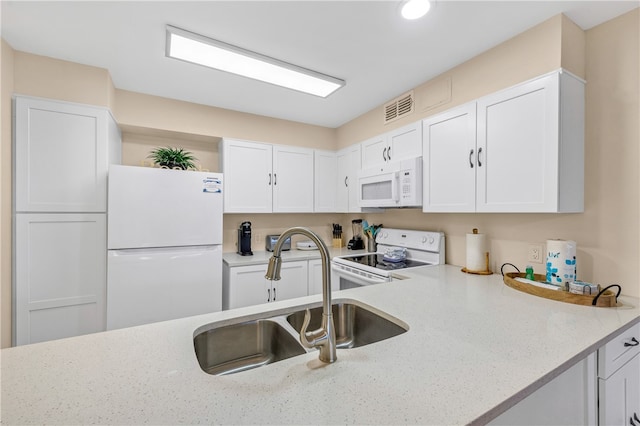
left=624, top=337, right=639, bottom=347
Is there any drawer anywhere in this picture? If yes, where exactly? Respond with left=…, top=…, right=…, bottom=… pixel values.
left=598, top=321, right=640, bottom=379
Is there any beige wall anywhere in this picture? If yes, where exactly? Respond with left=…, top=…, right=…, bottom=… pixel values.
left=336, top=15, right=567, bottom=149
left=13, top=51, right=114, bottom=108
left=1, top=39, right=15, bottom=348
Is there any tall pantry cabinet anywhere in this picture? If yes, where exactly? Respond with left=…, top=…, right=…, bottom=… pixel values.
left=13, top=95, right=121, bottom=346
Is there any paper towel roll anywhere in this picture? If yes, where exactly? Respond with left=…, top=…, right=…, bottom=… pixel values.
left=546, top=239, right=577, bottom=284
left=466, top=230, right=488, bottom=272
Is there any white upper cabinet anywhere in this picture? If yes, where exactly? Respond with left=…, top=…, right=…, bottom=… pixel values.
left=220, top=138, right=314, bottom=213
left=336, top=144, right=362, bottom=213
left=423, top=70, right=584, bottom=213
left=314, top=150, right=337, bottom=212
left=361, top=121, right=422, bottom=169
left=220, top=139, right=273, bottom=213
left=14, top=96, right=121, bottom=212
left=423, top=102, right=477, bottom=212
left=273, top=145, right=314, bottom=213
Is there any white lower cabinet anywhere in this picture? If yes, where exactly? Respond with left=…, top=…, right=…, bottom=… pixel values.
left=223, top=261, right=308, bottom=310
left=598, top=322, right=640, bottom=426
left=308, top=258, right=323, bottom=295
left=489, top=352, right=597, bottom=425
left=599, top=353, right=640, bottom=425
left=14, top=214, right=107, bottom=345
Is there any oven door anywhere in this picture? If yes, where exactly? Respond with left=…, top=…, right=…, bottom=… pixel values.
left=331, top=262, right=390, bottom=290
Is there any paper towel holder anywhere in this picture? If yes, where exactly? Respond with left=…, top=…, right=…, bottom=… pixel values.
left=462, top=228, right=493, bottom=275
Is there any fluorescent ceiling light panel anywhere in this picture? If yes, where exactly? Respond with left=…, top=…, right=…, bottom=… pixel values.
left=401, top=0, right=431, bottom=20
left=166, top=25, right=345, bottom=98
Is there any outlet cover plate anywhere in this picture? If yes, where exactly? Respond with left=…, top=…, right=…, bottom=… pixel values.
left=527, top=244, right=544, bottom=264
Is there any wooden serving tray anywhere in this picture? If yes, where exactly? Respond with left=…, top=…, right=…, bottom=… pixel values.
left=503, top=272, right=619, bottom=307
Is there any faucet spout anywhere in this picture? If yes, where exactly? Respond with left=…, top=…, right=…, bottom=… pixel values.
left=265, top=227, right=337, bottom=364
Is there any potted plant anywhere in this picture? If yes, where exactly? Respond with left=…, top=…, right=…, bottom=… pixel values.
left=147, top=147, right=197, bottom=170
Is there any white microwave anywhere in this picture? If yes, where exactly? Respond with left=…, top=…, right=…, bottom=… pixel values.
left=358, top=157, right=422, bottom=208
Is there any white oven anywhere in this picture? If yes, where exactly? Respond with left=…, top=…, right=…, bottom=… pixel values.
left=331, top=228, right=444, bottom=290
left=358, top=157, right=422, bottom=208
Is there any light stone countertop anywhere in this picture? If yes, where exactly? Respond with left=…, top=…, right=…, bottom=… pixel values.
left=2, top=265, right=639, bottom=425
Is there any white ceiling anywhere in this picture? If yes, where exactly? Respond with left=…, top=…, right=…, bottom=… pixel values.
left=2, top=1, right=638, bottom=128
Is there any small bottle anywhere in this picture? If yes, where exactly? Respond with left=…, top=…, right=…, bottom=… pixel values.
left=525, top=265, right=535, bottom=280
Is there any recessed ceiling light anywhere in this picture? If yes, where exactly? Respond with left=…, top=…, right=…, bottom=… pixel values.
left=165, top=25, right=345, bottom=98
left=401, top=0, right=431, bottom=20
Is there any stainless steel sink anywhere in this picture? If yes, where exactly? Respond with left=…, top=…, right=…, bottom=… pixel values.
left=194, top=319, right=306, bottom=376
left=286, top=302, right=408, bottom=349
left=194, top=300, right=408, bottom=376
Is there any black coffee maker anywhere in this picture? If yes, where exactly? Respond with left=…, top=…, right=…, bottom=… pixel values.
left=237, top=221, right=253, bottom=256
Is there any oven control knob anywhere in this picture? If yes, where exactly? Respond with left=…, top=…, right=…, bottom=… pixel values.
left=428, top=237, right=435, bottom=244
left=381, top=232, right=388, bottom=239
left=421, top=236, right=427, bottom=243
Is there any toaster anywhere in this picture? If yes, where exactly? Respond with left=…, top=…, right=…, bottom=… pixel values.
left=265, top=235, right=291, bottom=251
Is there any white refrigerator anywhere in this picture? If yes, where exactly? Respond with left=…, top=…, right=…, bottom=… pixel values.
left=107, top=165, right=223, bottom=330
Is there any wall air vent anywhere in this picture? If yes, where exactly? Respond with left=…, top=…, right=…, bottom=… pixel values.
left=384, top=91, right=414, bottom=124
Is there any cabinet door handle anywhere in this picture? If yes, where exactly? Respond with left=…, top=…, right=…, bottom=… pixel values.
left=387, top=146, right=391, bottom=161
left=345, top=176, right=348, bottom=187
left=383, top=147, right=387, bottom=162
left=478, top=147, right=483, bottom=167
left=624, top=337, right=639, bottom=347
left=273, top=288, right=276, bottom=301
left=273, top=173, right=277, bottom=185
left=268, top=173, right=272, bottom=185
left=469, top=149, right=475, bottom=168
left=267, top=288, right=271, bottom=302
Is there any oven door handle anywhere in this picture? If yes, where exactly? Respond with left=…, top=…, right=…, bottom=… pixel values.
left=331, top=264, right=388, bottom=285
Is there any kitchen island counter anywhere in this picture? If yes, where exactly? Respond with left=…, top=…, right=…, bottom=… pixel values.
left=2, top=265, right=639, bottom=425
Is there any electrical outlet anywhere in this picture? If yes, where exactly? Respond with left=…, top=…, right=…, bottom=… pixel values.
left=527, top=244, right=544, bottom=264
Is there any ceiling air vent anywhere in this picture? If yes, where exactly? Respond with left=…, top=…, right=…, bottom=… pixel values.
left=384, top=91, right=414, bottom=124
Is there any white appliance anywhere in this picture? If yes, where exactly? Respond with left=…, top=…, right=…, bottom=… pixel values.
left=358, top=156, right=422, bottom=208
left=332, top=228, right=444, bottom=289
left=107, top=165, right=223, bottom=330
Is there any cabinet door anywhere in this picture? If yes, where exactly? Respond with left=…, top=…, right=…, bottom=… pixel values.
left=599, top=353, right=640, bottom=426
left=220, top=139, right=273, bottom=213
left=14, top=213, right=106, bottom=345
left=388, top=121, right=422, bottom=162
left=361, top=135, right=388, bottom=169
left=307, top=259, right=324, bottom=295
left=273, top=145, right=314, bottom=212
left=489, top=352, right=597, bottom=425
left=476, top=74, right=560, bottom=212
left=225, top=264, right=271, bottom=310
left=423, top=103, right=477, bottom=212
left=314, top=150, right=337, bottom=212
left=14, top=97, right=110, bottom=212
left=336, top=145, right=362, bottom=213
left=273, top=261, right=309, bottom=302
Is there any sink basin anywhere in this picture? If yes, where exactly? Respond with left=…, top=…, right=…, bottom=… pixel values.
left=194, top=319, right=306, bottom=376
left=286, top=302, right=408, bottom=349
left=194, top=300, right=408, bottom=376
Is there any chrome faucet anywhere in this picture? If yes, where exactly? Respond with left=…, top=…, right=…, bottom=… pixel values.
left=265, top=227, right=337, bottom=363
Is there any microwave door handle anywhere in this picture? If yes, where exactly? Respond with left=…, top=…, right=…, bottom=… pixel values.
left=391, top=172, right=400, bottom=203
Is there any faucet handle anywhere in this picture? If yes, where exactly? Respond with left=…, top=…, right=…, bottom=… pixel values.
left=299, top=309, right=326, bottom=349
